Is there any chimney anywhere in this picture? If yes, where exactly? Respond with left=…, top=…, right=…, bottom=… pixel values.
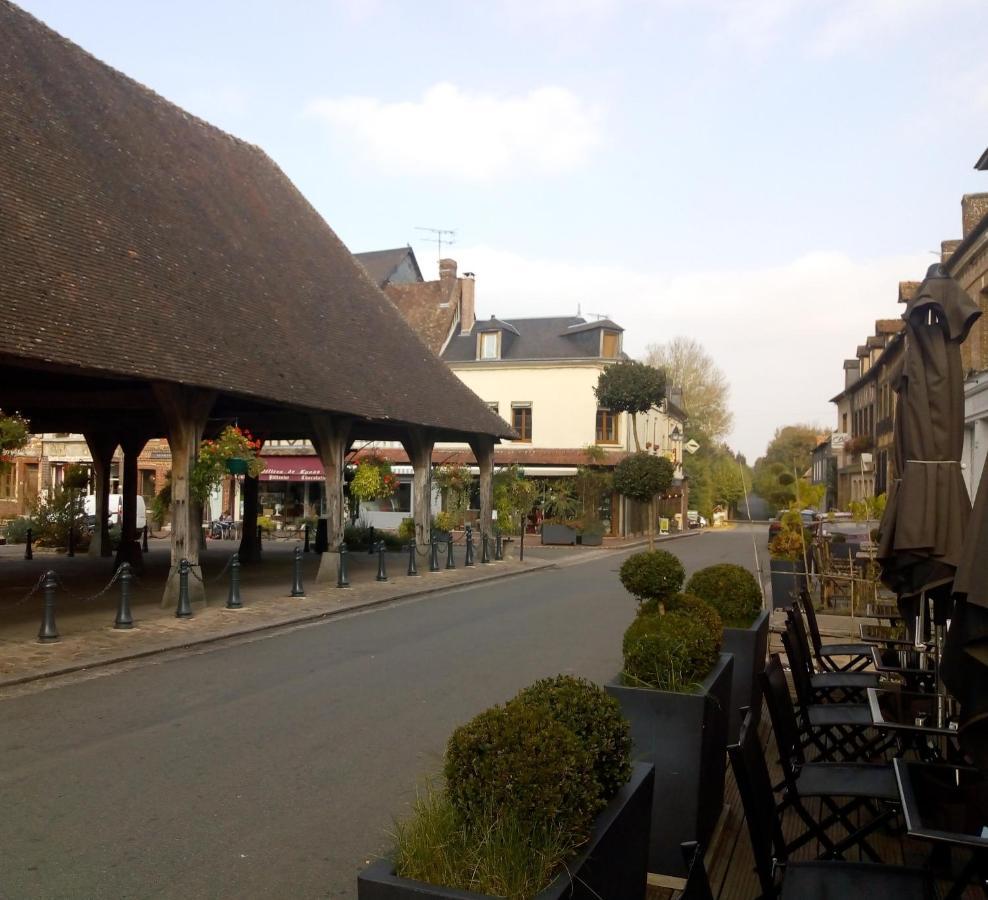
left=941, top=239, right=962, bottom=264
left=843, top=359, right=859, bottom=390
left=439, top=258, right=457, bottom=282
left=459, top=272, right=476, bottom=334
left=961, top=193, right=988, bottom=238
left=897, top=280, right=919, bottom=304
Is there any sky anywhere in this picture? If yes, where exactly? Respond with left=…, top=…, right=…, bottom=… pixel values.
left=16, top=0, right=988, bottom=460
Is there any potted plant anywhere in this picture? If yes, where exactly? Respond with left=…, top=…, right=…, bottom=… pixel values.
left=578, top=519, right=605, bottom=547
left=685, top=564, right=768, bottom=742
left=192, top=426, right=265, bottom=505
left=541, top=518, right=578, bottom=545
left=359, top=676, right=654, bottom=899
left=769, top=507, right=808, bottom=609
left=351, top=455, right=399, bottom=510
left=609, top=551, right=733, bottom=877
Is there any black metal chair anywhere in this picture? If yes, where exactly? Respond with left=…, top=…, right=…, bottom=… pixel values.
left=680, top=841, right=714, bottom=900
left=728, top=708, right=937, bottom=900
left=799, top=590, right=873, bottom=672
left=786, top=608, right=879, bottom=701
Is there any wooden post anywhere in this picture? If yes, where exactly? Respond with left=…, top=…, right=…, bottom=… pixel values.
left=152, top=383, right=216, bottom=607
left=83, top=432, right=118, bottom=558
left=114, top=433, right=148, bottom=570
left=468, top=435, right=495, bottom=545
left=311, top=414, right=352, bottom=582
left=402, top=427, right=436, bottom=552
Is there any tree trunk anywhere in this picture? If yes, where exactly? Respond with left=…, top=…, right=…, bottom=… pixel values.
left=402, top=427, right=436, bottom=550
left=630, top=412, right=641, bottom=452
left=468, top=435, right=495, bottom=544
left=311, top=413, right=352, bottom=582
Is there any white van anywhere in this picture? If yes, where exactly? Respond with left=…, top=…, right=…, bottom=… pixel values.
left=83, top=494, right=147, bottom=530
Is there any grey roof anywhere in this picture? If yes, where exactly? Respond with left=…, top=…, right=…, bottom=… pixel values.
left=353, top=247, right=423, bottom=287
left=443, top=316, right=625, bottom=363
left=976, top=147, right=988, bottom=171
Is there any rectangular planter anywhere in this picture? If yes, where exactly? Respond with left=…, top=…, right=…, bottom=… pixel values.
left=541, top=524, right=577, bottom=545
left=579, top=533, right=603, bottom=546
left=606, top=653, right=733, bottom=878
left=357, top=763, right=655, bottom=900
left=722, top=609, right=770, bottom=743
left=769, top=559, right=806, bottom=609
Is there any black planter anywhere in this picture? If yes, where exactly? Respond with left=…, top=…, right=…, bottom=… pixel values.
left=722, top=609, right=770, bottom=743
left=541, top=524, right=577, bottom=545
left=357, top=763, right=654, bottom=899
left=606, top=653, right=733, bottom=877
left=769, top=559, right=806, bottom=609
left=579, top=532, right=604, bottom=546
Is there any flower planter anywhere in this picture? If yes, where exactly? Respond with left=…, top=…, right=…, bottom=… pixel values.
left=226, top=457, right=249, bottom=475
left=357, top=763, right=654, bottom=900
left=579, top=532, right=604, bottom=547
left=606, top=653, right=733, bottom=877
left=541, top=524, right=577, bottom=545
left=769, top=559, right=806, bottom=609
left=722, top=609, right=770, bottom=742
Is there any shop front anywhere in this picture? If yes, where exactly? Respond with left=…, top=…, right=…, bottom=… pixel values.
left=257, top=456, right=326, bottom=531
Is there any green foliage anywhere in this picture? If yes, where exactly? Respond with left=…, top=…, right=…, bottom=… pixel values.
left=3, top=516, right=36, bottom=544
left=350, top=455, right=399, bottom=503
left=769, top=507, right=809, bottom=561
left=622, top=609, right=722, bottom=692
left=511, top=675, right=632, bottom=802
left=0, top=410, right=30, bottom=469
left=613, top=452, right=674, bottom=503
left=150, top=473, right=171, bottom=528
left=433, top=510, right=456, bottom=534
left=397, top=517, right=416, bottom=541
left=62, top=463, right=90, bottom=491
left=681, top=431, right=752, bottom=519
left=444, top=703, right=598, bottom=847
left=191, top=426, right=265, bottom=505
left=434, top=464, right=473, bottom=529
left=594, top=361, right=665, bottom=450
left=344, top=523, right=404, bottom=550
left=849, top=492, right=886, bottom=523
left=752, top=425, right=820, bottom=508
left=662, top=592, right=724, bottom=636
left=541, top=480, right=580, bottom=522
left=685, top=564, right=762, bottom=628
left=32, top=484, right=83, bottom=548
left=619, top=549, right=685, bottom=602
left=493, top=465, right=538, bottom=535
left=257, top=515, right=275, bottom=533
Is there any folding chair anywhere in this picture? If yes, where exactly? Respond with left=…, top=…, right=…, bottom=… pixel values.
left=785, top=612, right=878, bottom=702
left=799, top=591, right=872, bottom=672
left=728, top=708, right=936, bottom=900
left=680, top=842, right=714, bottom=900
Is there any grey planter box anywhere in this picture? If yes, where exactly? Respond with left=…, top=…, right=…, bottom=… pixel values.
left=579, top=532, right=603, bottom=546
left=541, top=524, right=577, bottom=545
left=606, top=653, right=733, bottom=877
left=769, top=559, right=806, bottom=609
left=722, top=609, right=770, bottom=743
left=357, top=763, right=654, bottom=899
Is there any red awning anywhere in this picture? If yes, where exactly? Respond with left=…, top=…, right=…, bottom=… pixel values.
left=259, top=456, right=325, bottom=482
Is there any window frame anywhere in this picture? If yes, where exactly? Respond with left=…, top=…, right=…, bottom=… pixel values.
left=595, top=408, right=619, bottom=444
left=601, top=330, right=620, bottom=358
left=511, top=403, right=532, bottom=442
left=477, top=331, right=500, bottom=360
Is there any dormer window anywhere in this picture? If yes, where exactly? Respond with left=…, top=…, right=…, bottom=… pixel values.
left=601, top=330, right=620, bottom=358
left=478, top=331, right=500, bottom=360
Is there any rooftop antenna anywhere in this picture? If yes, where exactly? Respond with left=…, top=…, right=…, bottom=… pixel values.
left=586, top=311, right=610, bottom=321
left=577, top=303, right=581, bottom=316
left=415, top=227, right=457, bottom=264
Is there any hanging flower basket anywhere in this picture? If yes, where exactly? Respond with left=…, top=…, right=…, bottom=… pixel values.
left=226, top=457, right=249, bottom=476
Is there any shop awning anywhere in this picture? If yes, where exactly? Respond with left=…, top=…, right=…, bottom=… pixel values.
left=260, top=456, right=325, bottom=482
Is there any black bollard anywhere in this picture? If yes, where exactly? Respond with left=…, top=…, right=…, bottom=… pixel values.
left=226, top=553, right=243, bottom=609
left=337, top=542, right=350, bottom=588
left=291, top=545, right=305, bottom=597
left=376, top=540, right=388, bottom=582
left=368, top=525, right=375, bottom=554
left=429, top=536, right=440, bottom=572
left=446, top=536, right=456, bottom=570
left=142, top=524, right=149, bottom=553
left=481, top=533, right=491, bottom=564
left=67, top=526, right=75, bottom=558
left=407, top=541, right=419, bottom=576
left=256, top=525, right=263, bottom=556
left=464, top=525, right=475, bottom=567
left=495, top=529, right=503, bottom=560
left=520, top=526, right=525, bottom=562
left=25, top=527, right=33, bottom=561
left=114, top=561, right=134, bottom=629
left=37, top=570, right=59, bottom=643
left=175, top=558, right=193, bottom=618
left=303, top=524, right=311, bottom=553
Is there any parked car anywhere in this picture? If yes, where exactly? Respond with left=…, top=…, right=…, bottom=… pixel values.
left=686, top=510, right=707, bottom=529
left=82, top=494, right=147, bottom=530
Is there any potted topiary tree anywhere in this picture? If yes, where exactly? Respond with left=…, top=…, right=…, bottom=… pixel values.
left=606, top=592, right=732, bottom=878
left=769, top=507, right=808, bottom=609
left=358, top=676, right=654, bottom=899
left=685, top=563, right=768, bottom=741
left=618, top=548, right=686, bottom=612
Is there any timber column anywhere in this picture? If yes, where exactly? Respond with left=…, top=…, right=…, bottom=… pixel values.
left=311, top=414, right=352, bottom=582
left=83, top=432, right=118, bottom=558
left=115, top=432, right=149, bottom=571
left=402, top=427, right=436, bottom=550
left=153, top=383, right=216, bottom=607
left=468, top=435, right=495, bottom=545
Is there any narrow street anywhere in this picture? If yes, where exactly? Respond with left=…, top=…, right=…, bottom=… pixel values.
left=0, top=527, right=767, bottom=899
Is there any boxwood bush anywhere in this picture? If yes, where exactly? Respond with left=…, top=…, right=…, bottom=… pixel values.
left=619, top=549, right=685, bottom=604
left=511, top=675, right=632, bottom=802
left=685, top=564, right=762, bottom=628
left=622, top=609, right=722, bottom=692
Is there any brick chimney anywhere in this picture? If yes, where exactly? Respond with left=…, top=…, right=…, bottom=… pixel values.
left=962, top=193, right=988, bottom=238
left=459, top=272, right=476, bottom=334
left=941, top=239, right=962, bottom=264
left=897, top=281, right=919, bottom=304
left=439, top=258, right=457, bottom=282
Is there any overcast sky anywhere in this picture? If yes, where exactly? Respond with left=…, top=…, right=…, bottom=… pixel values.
left=19, top=0, right=988, bottom=460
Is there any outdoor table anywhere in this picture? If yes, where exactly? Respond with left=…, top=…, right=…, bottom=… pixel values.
left=893, top=758, right=988, bottom=899
left=871, top=646, right=936, bottom=690
left=860, top=623, right=914, bottom=646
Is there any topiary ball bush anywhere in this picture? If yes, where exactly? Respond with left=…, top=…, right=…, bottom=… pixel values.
left=684, top=564, right=763, bottom=629
left=619, top=549, right=685, bottom=603
left=622, top=609, right=722, bottom=692
left=662, top=592, right=724, bottom=637
left=511, top=675, right=632, bottom=803
left=444, top=702, right=598, bottom=844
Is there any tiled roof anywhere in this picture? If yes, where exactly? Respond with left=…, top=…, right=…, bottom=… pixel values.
left=443, top=316, right=624, bottom=363
left=383, top=280, right=458, bottom=354
left=0, top=1, right=509, bottom=440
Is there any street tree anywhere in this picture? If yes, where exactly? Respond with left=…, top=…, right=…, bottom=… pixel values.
left=613, top=452, right=674, bottom=549
left=752, top=424, right=822, bottom=509
left=643, top=337, right=733, bottom=442
left=594, top=361, right=665, bottom=452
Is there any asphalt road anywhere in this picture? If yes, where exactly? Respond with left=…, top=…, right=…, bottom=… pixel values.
left=0, top=526, right=768, bottom=899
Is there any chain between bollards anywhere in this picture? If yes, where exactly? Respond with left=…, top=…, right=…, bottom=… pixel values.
left=114, top=561, right=134, bottom=629
left=375, top=540, right=388, bottom=582
left=337, top=542, right=350, bottom=588
left=406, top=541, right=419, bottom=576
left=37, top=570, right=59, bottom=643
left=176, top=558, right=193, bottom=618
left=291, top=545, right=305, bottom=597
left=227, top=553, right=243, bottom=609
left=464, top=525, right=474, bottom=567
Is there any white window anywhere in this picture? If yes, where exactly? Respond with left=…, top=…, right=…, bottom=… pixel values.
left=479, top=332, right=499, bottom=360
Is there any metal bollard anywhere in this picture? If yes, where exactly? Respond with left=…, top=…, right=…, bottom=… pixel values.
left=67, top=526, right=75, bottom=558
left=429, top=537, right=440, bottom=572
left=407, top=541, right=418, bottom=576
left=25, top=527, right=33, bottom=561
left=495, top=530, right=504, bottom=561
left=142, top=524, right=149, bottom=553
left=37, top=570, right=59, bottom=643
left=303, top=524, right=311, bottom=553
left=256, top=525, right=263, bottom=555
left=175, top=558, right=193, bottom=618
left=481, top=532, right=491, bottom=564
left=226, top=553, right=243, bottom=609
left=376, top=540, right=388, bottom=582
left=337, top=542, right=350, bottom=588
left=291, top=545, right=305, bottom=597
left=368, top=525, right=375, bottom=554
left=114, top=561, right=134, bottom=629
left=446, top=537, right=455, bottom=570
left=464, top=525, right=474, bottom=567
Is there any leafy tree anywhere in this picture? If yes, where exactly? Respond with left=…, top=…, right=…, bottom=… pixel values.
left=752, top=424, right=822, bottom=510
left=493, top=465, right=538, bottom=536
left=0, top=410, right=30, bottom=471
left=614, top=452, right=674, bottom=549
left=643, top=337, right=733, bottom=441
left=594, top=361, right=665, bottom=452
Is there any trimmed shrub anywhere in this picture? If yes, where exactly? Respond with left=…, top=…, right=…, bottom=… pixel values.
left=622, top=609, right=722, bottom=692
left=685, top=564, right=763, bottom=629
left=2, top=516, right=36, bottom=544
left=619, top=549, right=685, bottom=603
left=511, top=675, right=632, bottom=802
left=444, top=702, right=598, bottom=845
left=661, top=592, right=724, bottom=636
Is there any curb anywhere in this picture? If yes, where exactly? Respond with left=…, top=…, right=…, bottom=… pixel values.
left=0, top=560, right=556, bottom=690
